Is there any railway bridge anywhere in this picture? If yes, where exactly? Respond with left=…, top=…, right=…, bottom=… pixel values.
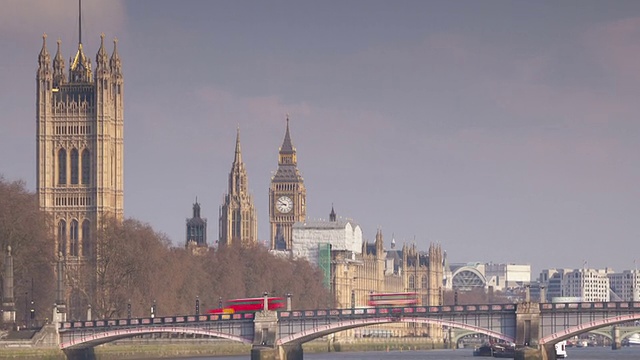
left=57, top=300, right=640, bottom=360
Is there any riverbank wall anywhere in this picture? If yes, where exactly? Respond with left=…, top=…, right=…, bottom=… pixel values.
left=0, top=337, right=444, bottom=359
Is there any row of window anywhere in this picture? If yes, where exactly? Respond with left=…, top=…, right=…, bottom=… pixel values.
left=273, top=184, right=298, bottom=191
left=55, top=125, right=92, bottom=135
left=408, top=275, right=429, bottom=289
left=58, top=148, right=90, bottom=185
left=55, top=196, right=92, bottom=206
left=58, top=219, right=91, bottom=257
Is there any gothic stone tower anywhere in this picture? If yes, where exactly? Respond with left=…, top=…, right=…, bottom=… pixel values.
left=37, top=33, right=124, bottom=254
left=269, top=117, right=306, bottom=250
left=186, top=199, right=207, bottom=253
left=219, top=128, right=258, bottom=247
left=36, top=31, right=123, bottom=317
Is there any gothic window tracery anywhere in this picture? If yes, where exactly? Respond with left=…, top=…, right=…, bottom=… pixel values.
left=71, top=148, right=79, bottom=184
left=58, top=148, right=67, bottom=185
left=81, top=149, right=90, bottom=184
left=58, top=220, right=66, bottom=255
left=82, top=220, right=91, bottom=257
left=409, top=275, right=415, bottom=289
left=70, top=220, right=79, bottom=256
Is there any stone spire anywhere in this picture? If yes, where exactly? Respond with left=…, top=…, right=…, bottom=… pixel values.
left=37, top=34, right=51, bottom=75
left=234, top=126, right=242, bottom=164
left=95, top=33, right=109, bottom=71
left=329, top=204, right=336, bottom=222
left=219, top=127, right=258, bottom=246
left=53, top=39, right=66, bottom=87
left=375, top=228, right=384, bottom=254
left=280, top=115, right=294, bottom=154
left=110, top=38, right=122, bottom=75
left=229, top=127, right=248, bottom=195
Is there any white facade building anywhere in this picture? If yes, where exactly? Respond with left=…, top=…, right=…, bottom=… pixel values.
left=291, top=215, right=362, bottom=267
left=540, top=268, right=611, bottom=302
left=608, top=270, right=640, bottom=301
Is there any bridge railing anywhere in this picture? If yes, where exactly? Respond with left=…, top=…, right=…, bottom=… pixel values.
left=59, top=312, right=256, bottom=331
left=278, top=304, right=517, bottom=319
left=540, top=302, right=640, bottom=312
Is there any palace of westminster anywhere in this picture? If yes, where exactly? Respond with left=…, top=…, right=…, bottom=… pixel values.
left=35, top=27, right=444, bottom=333
left=36, top=20, right=640, bottom=334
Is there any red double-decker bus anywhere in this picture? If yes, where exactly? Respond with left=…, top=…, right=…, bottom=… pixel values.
left=208, top=297, right=285, bottom=314
left=367, top=292, right=420, bottom=307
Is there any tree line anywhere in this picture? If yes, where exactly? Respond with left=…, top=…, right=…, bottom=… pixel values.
left=0, top=175, right=331, bottom=325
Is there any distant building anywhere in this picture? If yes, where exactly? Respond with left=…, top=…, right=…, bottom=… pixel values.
left=186, top=199, right=207, bottom=254
left=218, top=128, right=258, bottom=247
left=291, top=205, right=362, bottom=267
left=446, top=262, right=531, bottom=292
left=608, top=270, right=640, bottom=301
left=540, top=268, right=611, bottom=302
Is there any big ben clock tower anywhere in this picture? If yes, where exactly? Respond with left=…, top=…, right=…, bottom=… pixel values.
left=269, top=116, right=306, bottom=250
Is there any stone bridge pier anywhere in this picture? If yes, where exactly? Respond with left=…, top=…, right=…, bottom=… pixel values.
left=251, top=309, right=303, bottom=360
left=63, top=348, right=96, bottom=360
left=611, top=326, right=622, bottom=350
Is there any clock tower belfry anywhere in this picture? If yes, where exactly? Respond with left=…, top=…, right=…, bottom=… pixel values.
left=269, top=116, right=306, bottom=250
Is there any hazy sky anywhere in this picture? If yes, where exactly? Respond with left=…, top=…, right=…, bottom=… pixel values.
left=2, top=0, right=640, bottom=276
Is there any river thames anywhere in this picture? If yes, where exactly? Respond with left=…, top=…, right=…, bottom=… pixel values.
left=168, top=346, right=640, bottom=360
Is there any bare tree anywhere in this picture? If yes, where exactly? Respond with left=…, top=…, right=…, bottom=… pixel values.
left=0, top=176, right=55, bottom=326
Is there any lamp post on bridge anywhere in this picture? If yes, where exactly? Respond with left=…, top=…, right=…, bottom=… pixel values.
left=127, top=300, right=131, bottom=319
left=151, top=300, right=156, bottom=318
left=195, top=296, right=200, bottom=316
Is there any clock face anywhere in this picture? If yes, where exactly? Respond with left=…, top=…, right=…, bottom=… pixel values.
left=276, top=196, right=293, bottom=213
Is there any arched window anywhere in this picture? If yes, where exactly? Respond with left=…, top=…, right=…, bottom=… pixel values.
left=81, top=149, right=90, bottom=184
left=58, top=149, right=67, bottom=185
left=70, top=220, right=79, bottom=256
left=82, top=220, right=91, bottom=257
left=422, top=275, right=428, bottom=290
left=409, top=275, right=415, bottom=289
left=58, top=220, right=67, bottom=255
left=70, top=149, right=79, bottom=184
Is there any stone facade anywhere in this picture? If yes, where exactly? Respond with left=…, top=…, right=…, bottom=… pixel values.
left=219, top=128, right=258, bottom=247
left=269, top=117, right=306, bottom=250
left=36, top=32, right=124, bottom=319
left=330, top=229, right=444, bottom=338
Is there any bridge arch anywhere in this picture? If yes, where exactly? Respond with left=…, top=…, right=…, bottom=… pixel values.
left=60, top=326, right=253, bottom=349
left=276, top=316, right=514, bottom=345
left=540, top=313, right=640, bottom=345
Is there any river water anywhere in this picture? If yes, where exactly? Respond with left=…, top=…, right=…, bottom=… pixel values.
left=170, top=346, right=640, bottom=360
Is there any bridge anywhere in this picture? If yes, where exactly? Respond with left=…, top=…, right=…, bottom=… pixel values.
left=56, top=300, right=640, bottom=360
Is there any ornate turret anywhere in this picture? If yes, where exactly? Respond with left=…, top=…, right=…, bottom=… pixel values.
left=186, top=198, right=207, bottom=252
left=329, top=204, right=336, bottom=222
left=53, top=39, right=66, bottom=87
left=37, top=34, right=51, bottom=79
left=69, top=43, right=91, bottom=83
left=375, top=228, right=384, bottom=254
left=95, top=33, right=109, bottom=74
left=110, top=38, right=122, bottom=76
